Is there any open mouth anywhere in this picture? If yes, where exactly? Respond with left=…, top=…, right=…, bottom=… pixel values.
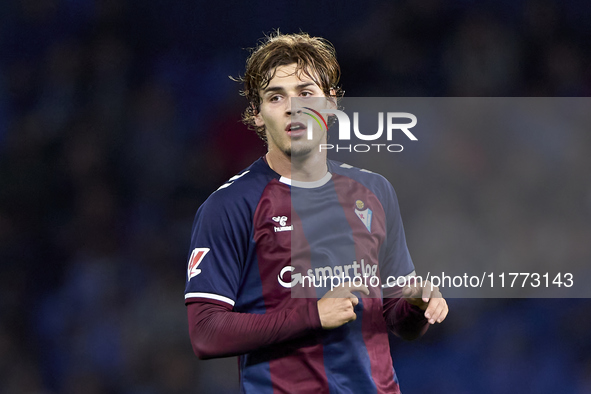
left=286, top=122, right=306, bottom=132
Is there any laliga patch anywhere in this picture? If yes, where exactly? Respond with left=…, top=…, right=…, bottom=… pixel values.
left=188, top=248, right=209, bottom=279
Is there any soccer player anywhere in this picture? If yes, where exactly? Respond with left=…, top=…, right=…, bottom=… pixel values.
left=185, top=32, right=448, bottom=393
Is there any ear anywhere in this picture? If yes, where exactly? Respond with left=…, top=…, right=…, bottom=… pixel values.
left=254, top=113, right=264, bottom=127
left=253, top=104, right=265, bottom=127
left=327, top=89, right=338, bottom=110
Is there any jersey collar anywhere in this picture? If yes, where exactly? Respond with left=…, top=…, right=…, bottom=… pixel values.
left=279, top=172, right=332, bottom=189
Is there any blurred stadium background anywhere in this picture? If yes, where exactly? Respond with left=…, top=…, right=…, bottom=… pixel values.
left=1, top=0, right=590, bottom=392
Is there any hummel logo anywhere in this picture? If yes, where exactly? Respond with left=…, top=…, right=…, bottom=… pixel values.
left=272, top=216, right=293, bottom=232
left=272, top=216, right=288, bottom=226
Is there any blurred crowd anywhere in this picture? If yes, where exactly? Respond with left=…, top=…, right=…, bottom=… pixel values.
left=0, top=0, right=590, bottom=393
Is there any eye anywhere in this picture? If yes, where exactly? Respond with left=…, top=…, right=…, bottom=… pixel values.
left=300, top=91, right=313, bottom=97
left=269, top=95, right=281, bottom=102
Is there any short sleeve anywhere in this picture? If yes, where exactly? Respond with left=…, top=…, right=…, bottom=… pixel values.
left=184, top=193, right=251, bottom=308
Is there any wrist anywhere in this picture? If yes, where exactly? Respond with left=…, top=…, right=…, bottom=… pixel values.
left=309, top=299, right=323, bottom=329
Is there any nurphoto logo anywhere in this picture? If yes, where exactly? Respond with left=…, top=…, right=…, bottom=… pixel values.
left=302, top=106, right=418, bottom=153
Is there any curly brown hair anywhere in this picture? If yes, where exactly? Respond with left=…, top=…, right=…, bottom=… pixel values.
left=237, top=31, right=344, bottom=141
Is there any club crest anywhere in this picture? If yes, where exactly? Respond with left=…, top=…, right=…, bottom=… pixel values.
left=354, top=200, right=372, bottom=232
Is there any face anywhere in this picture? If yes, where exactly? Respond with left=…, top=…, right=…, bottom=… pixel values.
left=255, top=63, right=332, bottom=158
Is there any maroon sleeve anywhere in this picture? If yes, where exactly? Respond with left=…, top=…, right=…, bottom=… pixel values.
left=382, top=289, right=429, bottom=341
left=187, top=299, right=322, bottom=359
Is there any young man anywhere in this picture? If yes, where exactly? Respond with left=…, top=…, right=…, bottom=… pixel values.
left=185, top=32, right=448, bottom=393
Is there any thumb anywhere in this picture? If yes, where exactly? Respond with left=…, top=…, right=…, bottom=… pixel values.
left=402, top=284, right=420, bottom=299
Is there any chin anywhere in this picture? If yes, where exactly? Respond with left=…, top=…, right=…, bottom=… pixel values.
left=288, top=146, right=316, bottom=158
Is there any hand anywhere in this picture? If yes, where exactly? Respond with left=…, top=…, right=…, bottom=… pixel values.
left=403, top=280, right=448, bottom=325
left=317, top=281, right=370, bottom=329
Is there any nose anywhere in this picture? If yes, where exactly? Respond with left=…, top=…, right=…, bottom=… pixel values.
left=285, top=96, right=303, bottom=116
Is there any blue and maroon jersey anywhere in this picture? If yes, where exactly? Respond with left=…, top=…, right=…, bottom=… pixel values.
left=185, top=157, right=415, bottom=393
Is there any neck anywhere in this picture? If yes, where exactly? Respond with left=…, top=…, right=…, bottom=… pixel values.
left=266, top=148, right=328, bottom=182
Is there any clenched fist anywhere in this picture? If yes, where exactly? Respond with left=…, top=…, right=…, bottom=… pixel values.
left=317, top=282, right=370, bottom=329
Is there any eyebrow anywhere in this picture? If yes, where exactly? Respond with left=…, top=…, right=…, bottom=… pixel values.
left=262, top=82, right=317, bottom=95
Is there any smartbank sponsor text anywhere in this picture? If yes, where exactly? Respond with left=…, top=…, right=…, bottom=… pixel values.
left=276, top=258, right=421, bottom=292
left=277, top=262, right=417, bottom=292
left=277, top=259, right=380, bottom=290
